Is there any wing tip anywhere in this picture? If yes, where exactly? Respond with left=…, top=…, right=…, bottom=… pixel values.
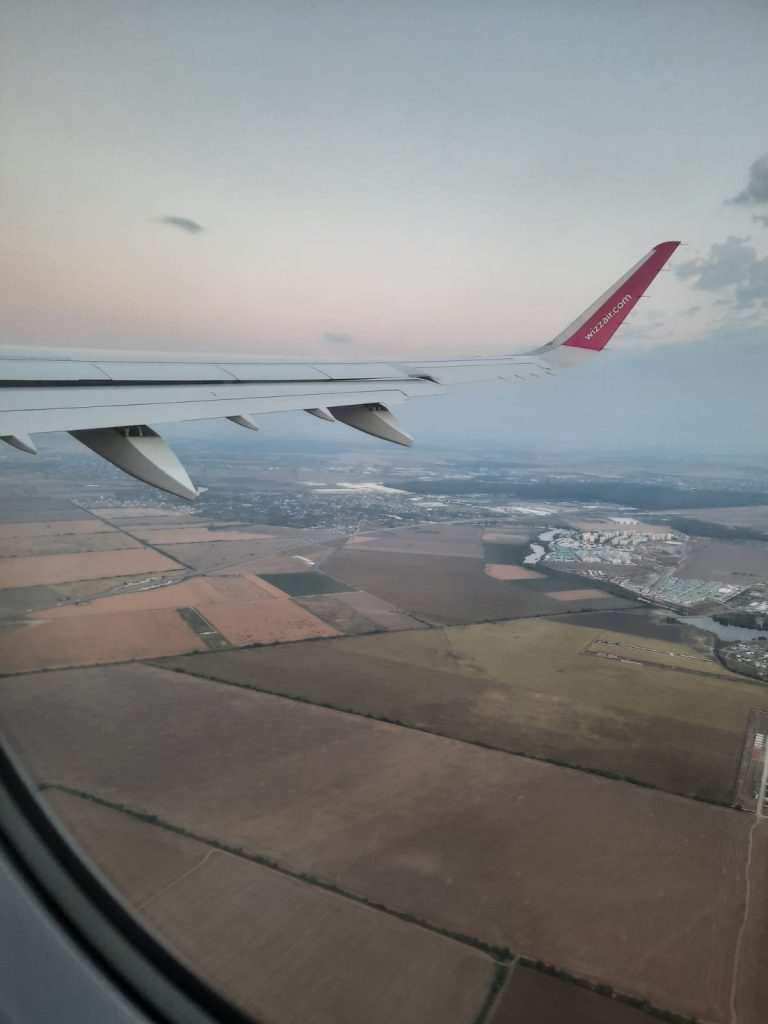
left=560, top=239, right=680, bottom=352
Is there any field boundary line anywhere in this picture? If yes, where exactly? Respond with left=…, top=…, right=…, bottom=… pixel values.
left=590, top=637, right=718, bottom=664
left=472, top=962, right=508, bottom=1024
left=583, top=649, right=745, bottom=682
left=40, top=782, right=511, bottom=959
left=728, top=817, right=762, bottom=1024
left=74, top=504, right=197, bottom=571
left=153, top=660, right=739, bottom=812
left=136, top=847, right=216, bottom=911
left=39, top=782, right=704, bottom=1024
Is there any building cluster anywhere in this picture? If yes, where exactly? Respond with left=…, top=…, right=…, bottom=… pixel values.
left=545, top=527, right=674, bottom=566
left=645, top=576, right=740, bottom=606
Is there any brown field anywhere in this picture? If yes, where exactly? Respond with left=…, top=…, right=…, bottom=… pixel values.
left=553, top=611, right=686, bottom=642
left=155, top=538, right=294, bottom=571
left=296, top=592, right=427, bottom=634
left=0, top=519, right=115, bottom=540
left=89, top=506, right=195, bottom=519
left=295, top=594, right=383, bottom=634
left=0, top=548, right=182, bottom=589
left=0, top=531, right=142, bottom=559
left=489, top=966, right=653, bottom=1023
left=50, top=571, right=184, bottom=600
left=101, top=516, right=207, bottom=529
left=161, top=617, right=768, bottom=802
left=669, top=506, right=768, bottom=529
left=195, top=597, right=341, bottom=645
left=0, top=609, right=206, bottom=672
left=0, top=504, right=88, bottom=523
left=31, top=574, right=279, bottom=618
left=481, top=531, right=531, bottom=543
left=732, top=821, right=768, bottom=1024
left=127, top=527, right=277, bottom=544
left=210, top=546, right=336, bottom=575
left=546, top=588, right=613, bottom=601
left=485, top=565, right=543, bottom=580
left=0, top=661, right=756, bottom=1022
left=46, top=789, right=213, bottom=904
left=323, top=549, right=634, bottom=625
left=46, top=790, right=495, bottom=1024
left=343, top=525, right=483, bottom=559
left=676, top=540, right=768, bottom=582
left=333, top=590, right=427, bottom=630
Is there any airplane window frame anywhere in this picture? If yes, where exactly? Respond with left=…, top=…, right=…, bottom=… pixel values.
left=0, top=735, right=260, bottom=1024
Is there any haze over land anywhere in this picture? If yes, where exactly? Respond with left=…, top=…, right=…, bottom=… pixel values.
left=1, top=447, right=768, bottom=1022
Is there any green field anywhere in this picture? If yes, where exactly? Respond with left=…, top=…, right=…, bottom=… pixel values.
left=482, top=542, right=531, bottom=565
left=159, top=616, right=768, bottom=804
left=258, top=571, right=353, bottom=597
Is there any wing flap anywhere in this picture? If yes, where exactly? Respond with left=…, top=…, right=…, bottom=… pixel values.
left=0, top=239, right=681, bottom=499
left=0, top=378, right=441, bottom=437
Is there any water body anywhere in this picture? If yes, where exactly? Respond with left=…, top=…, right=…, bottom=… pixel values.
left=524, top=544, right=545, bottom=565
left=676, top=615, right=768, bottom=643
left=524, top=529, right=567, bottom=565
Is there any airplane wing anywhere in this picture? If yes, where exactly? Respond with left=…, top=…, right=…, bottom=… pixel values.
left=0, top=241, right=679, bottom=498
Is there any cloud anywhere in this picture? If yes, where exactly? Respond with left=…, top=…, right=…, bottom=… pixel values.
left=754, top=215, right=768, bottom=228
left=153, top=216, right=204, bottom=234
left=675, top=236, right=768, bottom=310
left=323, top=331, right=354, bottom=345
left=728, top=153, right=768, bottom=207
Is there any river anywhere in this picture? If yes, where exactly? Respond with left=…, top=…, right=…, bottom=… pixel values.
left=675, top=615, right=768, bottom=643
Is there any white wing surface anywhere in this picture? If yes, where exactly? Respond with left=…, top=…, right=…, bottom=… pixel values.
left=0, top=241, right=679, bottom=498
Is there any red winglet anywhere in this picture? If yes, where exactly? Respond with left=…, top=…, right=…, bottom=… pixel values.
left=562, top=241, right=680, bottom=351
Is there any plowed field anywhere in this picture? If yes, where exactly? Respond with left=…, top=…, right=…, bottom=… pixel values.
left=46, top=790, right=496, bottom=1024
left=0, top=662, right=756, bottom=1022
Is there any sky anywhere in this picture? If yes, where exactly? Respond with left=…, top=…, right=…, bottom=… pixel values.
left=1, top=1, right=767, bottom=456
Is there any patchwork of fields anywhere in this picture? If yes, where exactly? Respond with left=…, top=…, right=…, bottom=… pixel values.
left=1, top=495, right=767, bottom=1024
left=161, top=616, right=768, bottom=803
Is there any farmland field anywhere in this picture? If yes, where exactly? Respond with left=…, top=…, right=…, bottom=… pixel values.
left=154, top=538, right=295, bottom=571
left=30, top=574, right=280, bottom=618
left=346, top=525, right=483, bottom=558
left=482, top=541, right=532, bottom=565
left=484, top=565, right=543, bottom=580
left=545, top=588, right=612, bottom=601
left=0, top=661, right=755, bottom=1023
left=0, top=531, right=142, bottom=558
left=675, top=539, right=768, bottom=582
left=0, top=503, right=90, bottom=523
left=0, top=548, right=182, bottom=588
left=258, top=571, right=353, bottom=597
left=296, top=594, right=388, bottom=634
left=126, top=526, right=276, bottom=544
left=0, top=519, right=115, bottom=539
left=323, top=549, right=636, bottom=624
left=161, top=616, right=768, bottom=801
left=328, top=590, right=427, bottom=630
left=1, top=493, right=766, bottom=1024
left=489, top=966, right=654, bottom=1023
left=194, top=597, right=341, bottom=645
left=0, top=608, right=207, bottom=672
left=732, top=822, right=768, bottom=1024
left=46, top=790, right=495, bottom=1024
left=669, top=506, right=768, bottom=530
